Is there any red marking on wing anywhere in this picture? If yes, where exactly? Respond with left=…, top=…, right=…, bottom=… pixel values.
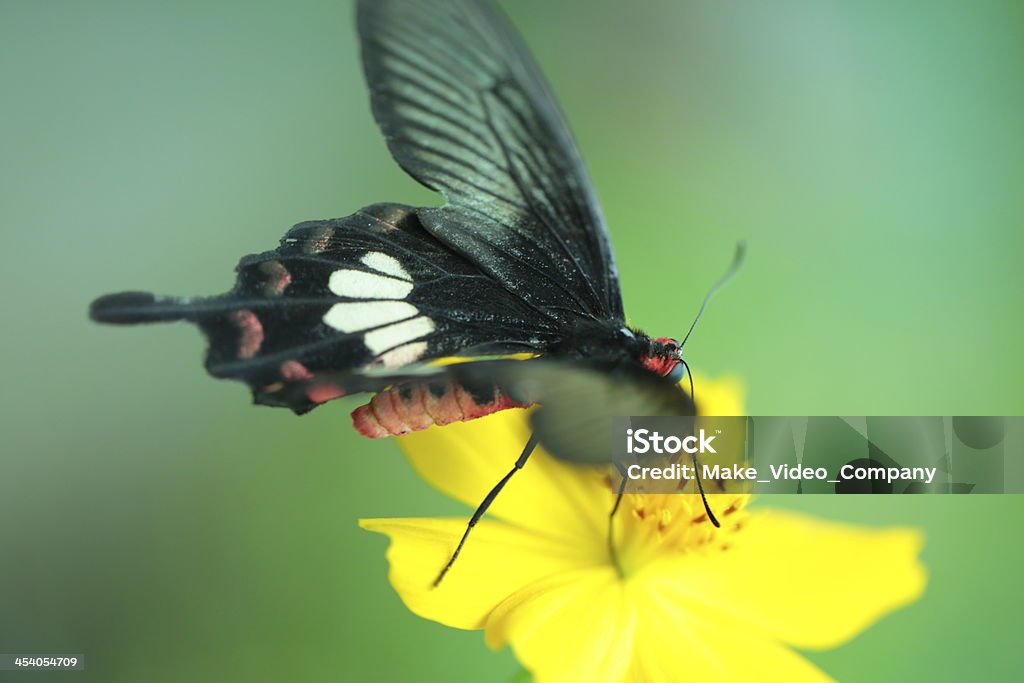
left=232, top=310, right=264, bottom=359
left=280, top=360, right=313, bottom=382
left=257, top=360, right=347, bottom=407
left=307, top=383, right=346, bottom=405
left=352, top=381, right=531, bottom=438
left=259, top=261, right=292, bottom=296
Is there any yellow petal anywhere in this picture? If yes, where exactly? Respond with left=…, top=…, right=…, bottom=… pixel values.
left=360, top=517, right=601, bottom=630
left=395, top=372, right=747, bottom=543
left=626, top=584, right=836, bottom=683
left=396, top=411, right=610, bottom=543
left=689, top=372, right=746, bottom=417
left=640, top=509, right=926, bottom=650
left=485, top=567, right=637, bottom=683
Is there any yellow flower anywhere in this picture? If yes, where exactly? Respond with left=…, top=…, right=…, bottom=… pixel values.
left=361, top=376, right=926, bottom=682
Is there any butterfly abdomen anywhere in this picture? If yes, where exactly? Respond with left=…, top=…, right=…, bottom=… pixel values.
left=352, top=378, right=531, bottom=438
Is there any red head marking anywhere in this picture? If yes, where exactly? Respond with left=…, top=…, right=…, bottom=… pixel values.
left=641, top=336, right=682, bottom=377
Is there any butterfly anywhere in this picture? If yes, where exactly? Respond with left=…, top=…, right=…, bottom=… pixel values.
left=90, top=0, right=740, bottom=583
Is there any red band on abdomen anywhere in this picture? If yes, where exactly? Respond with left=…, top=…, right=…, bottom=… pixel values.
left=351, top=380, right=530, bottom=438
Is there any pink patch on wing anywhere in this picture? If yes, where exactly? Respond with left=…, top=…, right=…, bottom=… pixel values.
left=280, top=360, right=314, bottom=382
left=259, top=260, right=292, bottom=296
left=307, top=383, right=347, bottom=405
left=232, top=310, right=264, bottom=359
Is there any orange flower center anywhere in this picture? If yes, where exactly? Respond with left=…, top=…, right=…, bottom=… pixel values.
left=601, top=473, right=750, bottom=577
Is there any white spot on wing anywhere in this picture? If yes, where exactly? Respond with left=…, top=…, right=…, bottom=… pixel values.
left=376, top=341, right=428, bottom=367
left=329, top=270, right=413, bottom=299
left=361, top=252, right=411, bottom=281
left=322, top=301, right=418, bottom=332
left=364, top=316, right=435, bottom=354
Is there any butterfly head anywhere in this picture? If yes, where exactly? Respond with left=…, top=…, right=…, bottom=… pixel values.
left=641, top=336, right=686, bottom=383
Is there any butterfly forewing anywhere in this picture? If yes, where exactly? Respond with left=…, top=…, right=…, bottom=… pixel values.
left=357, top=0, right=624, bottom=322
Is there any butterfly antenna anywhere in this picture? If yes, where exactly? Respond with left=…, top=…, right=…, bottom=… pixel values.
left=681, top=241, right=746, bottom=347
left=681, top=359, right=695, bottom=407
left=677, top=359, right=720, bottom=527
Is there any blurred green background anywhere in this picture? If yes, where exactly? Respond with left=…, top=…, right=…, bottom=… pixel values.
left=2, top=0, right=1022, bottom=681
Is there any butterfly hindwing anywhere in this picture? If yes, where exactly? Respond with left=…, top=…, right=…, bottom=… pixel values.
left=91, top=204, right=560, bottom=409
left=357, top=0, right=624, bottom=322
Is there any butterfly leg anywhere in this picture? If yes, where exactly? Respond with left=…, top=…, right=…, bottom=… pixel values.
left=606, top=473, right=627, bottom=577
left=605, top=454, right=720, bottom=578
left=432, top=433, right=540, bottom=587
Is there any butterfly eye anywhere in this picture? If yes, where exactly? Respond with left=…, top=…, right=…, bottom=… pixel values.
left=666, top=362, right=686, bottom=384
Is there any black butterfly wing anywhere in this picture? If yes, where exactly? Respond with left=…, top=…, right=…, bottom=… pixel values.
left=357, top=0, right=624, bottom=322
left=92, top=1, right=633, bottom=414
left=91, top=204, right=561, bottom=407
